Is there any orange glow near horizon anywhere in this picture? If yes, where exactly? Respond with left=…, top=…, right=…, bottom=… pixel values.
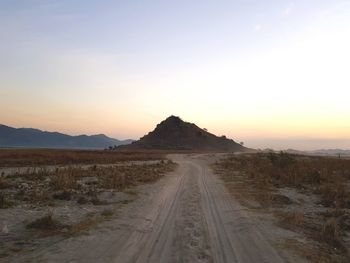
left=1, top=1, right=350, bottom=150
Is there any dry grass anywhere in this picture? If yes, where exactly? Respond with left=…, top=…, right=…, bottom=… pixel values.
left=101, top=209, right=114, bottom=217
left=0, top=153, right=177, bottom=259
left=0, top=192, right=13, bottom=209
left=215, top=152, right=350, bottom=209
left=322, top=218, right=341, bottom=246
left=0, top=149, right=169, bottom=167
left=0, top=193, right=7, bottom=208
left=47, top=160, right=176, bottom=191
left=278, top=211, right=305, bottom=227
left=64, top=217, right=102, bottom=236
left=214, top=152, right=350, bottom=262
left=1, top=156, right=176, bottom=208
left=97, top=161, right=176, bottom=190
left=25, top=212, right=109, bottom=238
left=1, top=160, right=176, bottom=208
left=279, top=238, right=348, bottom=263
left=0, top=177, right=10, bottom=189
left=26, top=213, right=65, bottom=231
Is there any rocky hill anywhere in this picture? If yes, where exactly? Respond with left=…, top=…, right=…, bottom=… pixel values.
left=118, top=116, right=245, bottom=152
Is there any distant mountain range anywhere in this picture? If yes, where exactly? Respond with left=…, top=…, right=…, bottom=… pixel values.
left=280, top=149, right=350, bottom=156
left=118, top=116, right=246, bottom=152
left=309, top=149, right=350, bottom=156
left=0, top=124, right=133, bottom=149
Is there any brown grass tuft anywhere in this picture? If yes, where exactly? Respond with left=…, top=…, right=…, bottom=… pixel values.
left=101, top=209, right=114, bottom=217
left=50, top=169, right=79, bottom=190
left=0, top=193, right=13, bottom=209
left=277, top=211, right=305, bottom=228
left=26, top=213, right=64, bottom=230
left=0, top=177, right=10, bottom=189
left=321, top=218, right=342, bottom=248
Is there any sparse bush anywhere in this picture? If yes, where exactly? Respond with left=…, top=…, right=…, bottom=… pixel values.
left=91, top=197, right=108, bottom=206
left=77, top=196, right=89, bottom=204
left=0, top=193, right=7, bottom=209
left=0, top=177, right=10, bottom=189
left=99, top=161, right=176, bottom=190
left=53, top=190, right=72, bottom=200
left=27, top=213, right=64, bottom=230
left=101, top=209, right=113, bottom=217
left=278, top=211, right=305, bottom=227
left=267, top=151, right=296, bottom=168
left=51, top=170, right=77, bottom=190
left=322, top=218, right=341, bottom=247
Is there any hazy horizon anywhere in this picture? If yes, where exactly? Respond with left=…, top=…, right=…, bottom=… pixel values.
left=2, top=121, right=350, bottom=151
left=1, top=1, right=350, bottom=150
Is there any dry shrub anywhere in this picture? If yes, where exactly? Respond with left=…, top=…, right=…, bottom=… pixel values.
left=27, top=189, right=51, bottom=204
left=278, top=211, right=305, bottom=227
left=0, top=193, right=4, bottom=208
left=0, top=193, right=10, bottom=209
left=101, top=209, right=114, bottom=217
left=91, top=197, right=108, bottom=205
left=50, top=169, right=79, bottom=190
left=280, top=238, right=347, bottom=263
left=0, top=149, right=168, bottom=167
left=3, top=159, right=175, bottom=209
left=318, top=183, right=348, bottom=208
left=98, top=161, right=176, bottom=190
left=76, top=196, right=88, bottom=204
left=0, top=177, right=10, bottom=189
left=27, top=213, right=64, bottom=230
left=53, top=190, right=72, bottom=200
left=322, top=218, right=341, bottom=247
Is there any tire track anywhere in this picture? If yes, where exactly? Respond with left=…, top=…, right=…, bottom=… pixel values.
left=195, top=156, right=292, bottom=263
left=198, top=165, right=238, bottom=263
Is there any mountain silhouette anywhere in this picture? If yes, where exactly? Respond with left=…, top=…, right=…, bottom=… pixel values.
left=0, top=124, right=132, bottom=149
left=118, top=116, right=245, bottom=151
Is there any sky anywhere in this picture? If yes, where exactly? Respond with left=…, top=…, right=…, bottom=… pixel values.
left=1, top=0, right=350, bottom=150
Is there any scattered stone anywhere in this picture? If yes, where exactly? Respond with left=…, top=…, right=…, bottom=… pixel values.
left=1, top=222, right=9, bottom=234
left=77, top=177, right=98, bottom=186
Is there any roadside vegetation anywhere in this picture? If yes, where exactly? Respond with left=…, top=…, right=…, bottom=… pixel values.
left=0, top=149, right=168, bottom=167
left=0, top=151, right=176, bottom=259
left=1, top=160, right=175, bottom=207
left=214, top=152, right=350, bottom=263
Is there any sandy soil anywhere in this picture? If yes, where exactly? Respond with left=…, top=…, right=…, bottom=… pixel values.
left=4, top=154, right=305, bottom=263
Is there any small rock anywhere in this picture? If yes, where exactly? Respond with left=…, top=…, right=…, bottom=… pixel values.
left=77, top=177, right=98, bottom=185
left=21, top=183, right=29, bottom=189
left=44, top=178, right=51, bottom=183
left=1, top=222, right=9, bottom=234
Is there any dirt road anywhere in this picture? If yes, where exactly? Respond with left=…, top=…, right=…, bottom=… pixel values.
left=14, top=154, right=302, bottom=263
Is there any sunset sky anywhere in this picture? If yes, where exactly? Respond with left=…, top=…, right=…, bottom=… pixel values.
left=1, top=1, right=350, bottom=150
